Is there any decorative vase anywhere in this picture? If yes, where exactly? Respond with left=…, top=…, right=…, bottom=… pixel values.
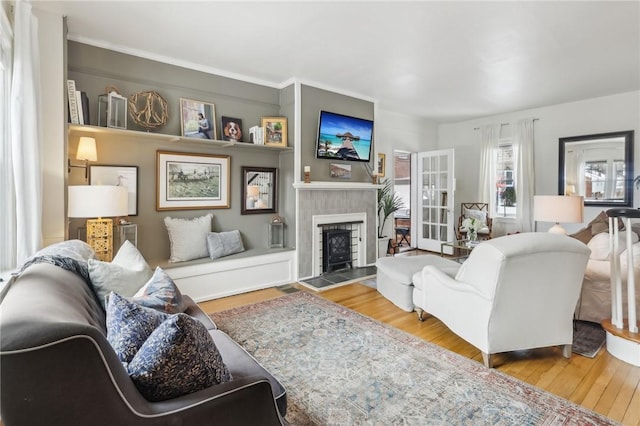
left=469, top=229, right=478, bottom=242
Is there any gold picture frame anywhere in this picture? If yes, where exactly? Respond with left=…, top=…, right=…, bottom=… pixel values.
left=377, top=153, right=386, bottom=177
left=156, top=151, right=230, bottom=211
left=261, top=117, right=288, bottom=147
left=180, top=98, right=217, bottom=140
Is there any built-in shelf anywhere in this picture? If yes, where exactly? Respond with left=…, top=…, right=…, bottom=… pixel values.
left=68, top=124, right=292, bottom=152
left=293, top=181, right=382, bottom=190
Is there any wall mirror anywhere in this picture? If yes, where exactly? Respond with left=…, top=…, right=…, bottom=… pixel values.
left=558, top=130, right=634, bottom=207
left=241, top=166, right=277, bottom=214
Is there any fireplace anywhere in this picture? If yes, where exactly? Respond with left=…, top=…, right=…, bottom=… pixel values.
left=311, top=212, right=367, bottom=278
left=322, top=229, right=352, bottom=273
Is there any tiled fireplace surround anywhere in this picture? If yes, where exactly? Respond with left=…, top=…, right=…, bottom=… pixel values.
left=297, top=188, right=377, bottom=279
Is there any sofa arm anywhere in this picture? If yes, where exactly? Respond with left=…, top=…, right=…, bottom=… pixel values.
left=1, top=327, right=286, bottom=426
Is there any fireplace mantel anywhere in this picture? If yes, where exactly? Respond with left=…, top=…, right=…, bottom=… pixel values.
left=293, top=181, right=382, bottom=190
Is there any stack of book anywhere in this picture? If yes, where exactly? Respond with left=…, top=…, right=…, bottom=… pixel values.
left=67, top=79, right=90, bottom=125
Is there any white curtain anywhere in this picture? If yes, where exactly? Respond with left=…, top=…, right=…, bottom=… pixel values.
left=513, top=118, right=535, bottom=232
left=478, top=124, right=500, bottom=213
left=0, top=4, right=15, bottom=270
left=10, top=1, right=42, bottom=265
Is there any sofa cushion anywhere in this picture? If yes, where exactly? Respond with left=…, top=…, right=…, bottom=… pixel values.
left=206, top=230, right=245, bottom=260
left=164, top=213, right=213, bottom=262
left=131, top=267, right=187, bottom=314
left=127, top=313, right=231, bottom=402
left=106, top=292, right=169, bottom=363
left=588, top=231, right=639, bottom=261
left=89, top=241, right=153, bottom=308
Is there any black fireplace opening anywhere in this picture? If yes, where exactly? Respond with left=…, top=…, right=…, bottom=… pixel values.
left=322, top=229, right=352, bottom=273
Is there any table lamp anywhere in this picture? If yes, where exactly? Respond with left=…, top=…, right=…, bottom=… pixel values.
left=534, top=195, right=584, bottom=234
left=68, top=185, right=128, bottom=261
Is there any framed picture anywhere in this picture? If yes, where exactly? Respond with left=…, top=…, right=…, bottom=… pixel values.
left=89, top=165, right=138, bottom=216
left=156, top=151, right=230, bottom=210
left=330, top=163, right=351, bottom=179
left=261, top=117, right=288, bottom=147
left=377, top=153, right=386, bottom=177
left=241, top=166, right=277, bottom=215
left=221, top=116, right=244, bottom=142
left=180, top=98, right=217, bottom=140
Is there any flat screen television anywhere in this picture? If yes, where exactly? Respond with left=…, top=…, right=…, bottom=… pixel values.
left=316, top=110, right=373, bottom=162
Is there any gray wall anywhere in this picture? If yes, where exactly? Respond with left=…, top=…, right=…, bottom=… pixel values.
left=67, top=42, right=294, bottom=264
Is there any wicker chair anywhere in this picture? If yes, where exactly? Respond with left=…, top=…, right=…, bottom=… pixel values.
left=457, top=202, right=492, bottom=240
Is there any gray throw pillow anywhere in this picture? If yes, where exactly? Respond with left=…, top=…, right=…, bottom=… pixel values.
left=131, top=267, right=187, bottom=314
left=206, top=230, right=245, bottom=260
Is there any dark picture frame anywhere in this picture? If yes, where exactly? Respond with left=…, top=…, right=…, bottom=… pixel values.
left=179, top=98, right=217, bottom=140
left=241, top=166, right=277, bottom=215
left=221, top=116, right=244, bottom=142
left=89, top=164, right=138, bottom=216
left=156, top=151, right=230, bottom=211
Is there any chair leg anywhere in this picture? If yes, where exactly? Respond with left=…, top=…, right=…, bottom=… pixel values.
left=481, top=352, right=493, bottom=368
left=416, top=308, right=425, bottom=321
left=562, top=344, right=572, bottom=359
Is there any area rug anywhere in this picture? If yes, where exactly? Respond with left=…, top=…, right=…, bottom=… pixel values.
left=572, top=320, right=606, bottom=358
left=210, top=292, right=615, bottom=425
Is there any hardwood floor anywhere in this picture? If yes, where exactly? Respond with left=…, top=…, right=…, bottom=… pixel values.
left=199, top=281, right=640, bottom=425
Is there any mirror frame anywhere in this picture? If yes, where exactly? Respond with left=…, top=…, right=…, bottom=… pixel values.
left=558, top=130, right=634, bottom=207
left=241, top=166, right=278, bottom=215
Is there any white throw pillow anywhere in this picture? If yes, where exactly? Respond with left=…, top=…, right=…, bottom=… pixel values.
left=464, top=208, right=487, bottom=226
left=587, top=231, right=639, bottom=261
left=164, top=213, right=212, bottom=262
left=89, top=240, right=153, bottom=308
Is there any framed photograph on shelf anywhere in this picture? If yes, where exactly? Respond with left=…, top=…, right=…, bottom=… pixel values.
left=156, top=151, right=230, bottom=211
left=179, top=98, right=216, bottom=140
left=221, top=116, right=244, bottom=142
left=89, top=165, right=138, bottom=216
left=241, top=166, right=277, bottom=215
left=330, top=163, right=351, bottom=179
left=261, top=116, right=287, bottom=147
left=377, top=153, right=386, bottom=177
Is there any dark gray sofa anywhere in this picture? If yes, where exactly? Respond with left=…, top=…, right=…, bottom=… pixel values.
left=0, top=262, right=287, bottom=425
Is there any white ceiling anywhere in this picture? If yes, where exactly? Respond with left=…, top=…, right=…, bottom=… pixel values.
left=35, top=1, right=640, bottom=122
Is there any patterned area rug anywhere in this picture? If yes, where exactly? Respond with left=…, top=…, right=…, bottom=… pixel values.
left=210, top=292, right=615, bottom=425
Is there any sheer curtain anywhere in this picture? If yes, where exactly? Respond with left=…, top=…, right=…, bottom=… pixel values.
left=10, top=1, right=42, bottom=266
left=1, top=4, right=15, bottom=270
left=513, top=118, right=535, bottom=232
left=477, top=124, right=500, bottom=213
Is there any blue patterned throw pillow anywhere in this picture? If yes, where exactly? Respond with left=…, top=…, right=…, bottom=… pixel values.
left=131, top=267, right=187, bottom=314
left=127, top=313, right=232, bottom=402
left=106, top=292, right=169, bottom=363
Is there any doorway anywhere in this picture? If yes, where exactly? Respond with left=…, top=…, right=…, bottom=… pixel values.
left=393, top=150, right=412, bottom=252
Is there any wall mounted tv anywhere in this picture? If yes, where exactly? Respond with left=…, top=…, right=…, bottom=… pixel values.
left=316, top=110, right=373, bottom=162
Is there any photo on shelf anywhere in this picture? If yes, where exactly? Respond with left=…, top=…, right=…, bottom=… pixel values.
left=221, top=116, right=243, bottom=142
left=180, top=98, right=216, bottom=140
left=261, top=117, right=287, bottom=147
left=330, top=163, right=351, bottom=179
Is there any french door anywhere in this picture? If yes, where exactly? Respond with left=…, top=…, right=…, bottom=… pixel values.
left=413, top=149, right=455, bottom=252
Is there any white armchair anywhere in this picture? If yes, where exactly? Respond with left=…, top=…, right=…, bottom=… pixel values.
left=413, top=232, right=591, bottom=368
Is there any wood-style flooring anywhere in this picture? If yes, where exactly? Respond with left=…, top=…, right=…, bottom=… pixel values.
left=200, top=278, right=640, bottom=425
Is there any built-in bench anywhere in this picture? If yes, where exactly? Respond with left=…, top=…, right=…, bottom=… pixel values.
left=151, top=248, right=296, bottom=302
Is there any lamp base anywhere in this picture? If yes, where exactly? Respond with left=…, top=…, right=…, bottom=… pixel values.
left=87, top=218, right=114, bottom=261
left=548, top=223, right=567, bottom=235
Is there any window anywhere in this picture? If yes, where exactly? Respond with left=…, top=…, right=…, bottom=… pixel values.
left=493, top=141, right=516, bottom=218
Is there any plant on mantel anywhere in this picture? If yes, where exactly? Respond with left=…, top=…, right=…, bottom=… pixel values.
left=377, top=178, right=404, bottom=239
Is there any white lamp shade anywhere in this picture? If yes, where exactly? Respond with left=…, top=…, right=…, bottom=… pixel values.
left=68, top=185, right=128, bottom=218
left=247, top=185, right=260, bottom=198
left=76, top=137, right=97, bottom=161
left=534, top=195, right=584, bottom=231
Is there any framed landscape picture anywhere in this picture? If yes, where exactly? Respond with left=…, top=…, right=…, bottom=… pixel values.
left=377, top=153, right=386, bottom=177
left=89, top=165, right=138, bottom=216
left=156, top=151, right=230, bottom=210
left=261, top=116, right=287, bottom=147
left=180, top=98, right=217, bottom=140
